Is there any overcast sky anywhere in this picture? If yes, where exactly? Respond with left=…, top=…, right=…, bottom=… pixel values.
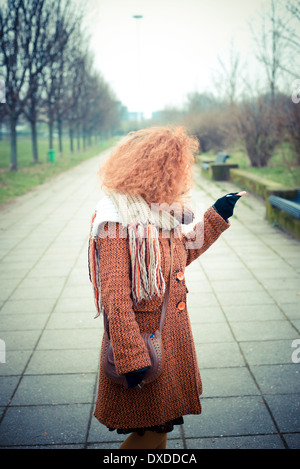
left=83, top=0, right=272, bottom=117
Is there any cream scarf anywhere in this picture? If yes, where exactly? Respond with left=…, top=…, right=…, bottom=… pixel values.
left=88, top=190, right=194, bottom=317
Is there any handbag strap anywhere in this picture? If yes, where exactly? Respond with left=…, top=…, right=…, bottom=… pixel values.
left=104, top=229, right=174, bottom=335
left=158, top=229, right=174, bottom=332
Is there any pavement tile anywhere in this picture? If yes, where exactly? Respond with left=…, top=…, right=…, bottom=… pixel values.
left=210, top=279, right=265, bottom=293
left=162, top=438, right=185, bottom=449
left=250, top=364, right=300, bottom=395
left=25, top=349, right=100, bottom=375
left=214, top=291, right=275, bottom=306
left=262, top=278, right=300, bottom=291
left=26, top=267, right=72, bottom=278
left=204, top=268, right=255, bottom=281
left=1, top=444, right=85, bottom=449
left=18, top=277, right=66, bottom=290
left=199, top=259, right=246, bottom=271
left=240, top=339, right=296, bottom=365
left=0, top=267, right=29, bottom=280
left=266, top=289, right=300, bottom=305
left=186, top=278, right=212, bottom=293
left=222, top=304, right=285, bottom=322
left=195, top=342, right=245, bottom=368
left=0, top=313, right=49, bottom=331
left=53, top=297, right=95, bottom=314
left=0, top=404, right=92, bottom=446
left=0, top=299, right=56, bottom=315
left=251, top=268, right=298, bottom=279
left=0, top=351, right=32, bottom=376
left=230, top=320, right=298, bottom=341
left=87, top=442, right=123, bottom=449
left=264, top=394, right=300, bottom=433
left=200, top=366, right=260, bottom=397
left=283, top=433, right=300, bottom=449
left=0, top=376, right=20, bottom=406
left=1, top=330, right=41, bottom=351
left=192, top=323, right=234, bottom=344
left=0, top=279, right=22, bottom=301
left=188, top=306, right=225, bottom=323
left=46, top=312, right=102, bottom=330
left=185, top=434, right=285, bottom=449
left=60, top=285, right=93, bottom=299
left=291, top=319, right=300, bottom=332
left=187, top=292, right=220, bottom=308
left=11, top=373, right=97, bottom=405
left=36, top=328, right=101, bottom=350
left=280, top=303, right=300, bottom=320
left=183, top=396, right=277, bottom=437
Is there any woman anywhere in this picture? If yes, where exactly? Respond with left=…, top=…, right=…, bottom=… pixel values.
left=88, top=126, right=245, bottom=449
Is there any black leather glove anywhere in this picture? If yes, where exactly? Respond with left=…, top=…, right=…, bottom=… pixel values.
left=125, top=366, right=151, bottom=389
left=213, top=192, right=243, bottom=221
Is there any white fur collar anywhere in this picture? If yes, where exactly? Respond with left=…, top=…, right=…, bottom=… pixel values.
left=92, top=195, right=120, bottom=237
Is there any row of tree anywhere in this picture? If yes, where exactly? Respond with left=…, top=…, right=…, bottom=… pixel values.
left=0, top=0, right=122, bottom=171
left=154, top=0, right=300, bottom=168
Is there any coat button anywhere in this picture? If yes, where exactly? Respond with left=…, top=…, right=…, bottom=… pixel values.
left=177, top=301, right=186, bottom=311
left=176, top=271, right=184, bottom=281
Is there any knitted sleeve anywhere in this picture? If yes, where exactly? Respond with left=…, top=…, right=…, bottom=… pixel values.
left=97, top=223, right=152, bottom=375
left=183, top=206, right=230, bottom=266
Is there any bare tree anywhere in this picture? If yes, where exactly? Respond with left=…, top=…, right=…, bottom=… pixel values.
left=38, top=1, right=83, bottom=157
left=276, top=92, right=300, bottom=165
left=234, top=94, right=279, bottom=167
left=63, top=47, right=86, bottom=153
left=1, top=1, right=56, bottom=168
left=249, top=0, right=288, bottom=104
left=212, top=39, right=243, bottom=106
left=0, top=0, right=84, bottom=169
left=0, top=0, right=41, bottom=169
left=23, top=74, right=42, bottom=163
left=185, top=91, right=219, bottom=114
left=276, top=0, right=300, bottom=80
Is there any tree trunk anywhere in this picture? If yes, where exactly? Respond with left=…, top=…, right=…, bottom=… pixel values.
left=69, top=127, right=74, bottom=153
left=76, top=123, right=80, bottom=151
left=31, top=120, right=39, bottom=163
left=10, top=115, right=18, bottom=171
left=82, top=127, right=86, bottom=150
left=49, top=120, right=53, bottom=149
left=58, top=118, right=63, bottom=155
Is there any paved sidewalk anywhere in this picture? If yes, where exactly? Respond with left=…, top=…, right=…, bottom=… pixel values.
left=0, top=147, right=299, bottom=449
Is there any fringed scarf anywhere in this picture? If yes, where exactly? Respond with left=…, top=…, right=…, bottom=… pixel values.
left=88, top=190, right=194, bottom=318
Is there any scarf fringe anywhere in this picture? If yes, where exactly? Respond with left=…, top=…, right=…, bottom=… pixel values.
left=88, top=218, right=166, bottom=317
left=88, top=212, right=104, bottom=318
left=128, top=221, right=165, bottom=304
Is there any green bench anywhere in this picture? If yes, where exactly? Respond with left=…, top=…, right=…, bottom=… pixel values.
left=201, top=151, right=230, bottom=171
left=268, top=191, right=300, bottom=220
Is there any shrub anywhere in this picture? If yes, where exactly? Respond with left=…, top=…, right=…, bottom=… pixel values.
left=234, top=95, right=279, bottom=167
left=183, top=108, right=236, bottom=153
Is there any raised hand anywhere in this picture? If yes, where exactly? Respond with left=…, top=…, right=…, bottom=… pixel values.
left=213, top=191, right=247, bottom=221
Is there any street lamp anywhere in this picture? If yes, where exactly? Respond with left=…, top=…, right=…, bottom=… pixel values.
left=132, top=15, right=143, bottom=121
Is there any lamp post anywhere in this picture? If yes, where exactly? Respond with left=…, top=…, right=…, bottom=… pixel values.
left=132, top=15, right=143, bottom=122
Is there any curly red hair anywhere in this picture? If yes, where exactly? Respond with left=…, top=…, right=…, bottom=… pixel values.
left=99, top=126, right=199, bottom=206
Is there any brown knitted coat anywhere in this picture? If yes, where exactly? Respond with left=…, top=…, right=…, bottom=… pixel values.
left=93, top=206, right=230, bottom=431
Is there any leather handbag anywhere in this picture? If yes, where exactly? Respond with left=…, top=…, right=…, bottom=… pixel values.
left=101, top=231, right=174, bottom=389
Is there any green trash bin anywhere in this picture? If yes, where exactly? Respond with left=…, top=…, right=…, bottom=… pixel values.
left=48, top=149, right=56, bottom=162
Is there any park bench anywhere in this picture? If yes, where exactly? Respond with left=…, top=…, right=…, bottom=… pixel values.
left=201, top=151, right=230, bottom=171
left=268, top=190, right=300, bottom=220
